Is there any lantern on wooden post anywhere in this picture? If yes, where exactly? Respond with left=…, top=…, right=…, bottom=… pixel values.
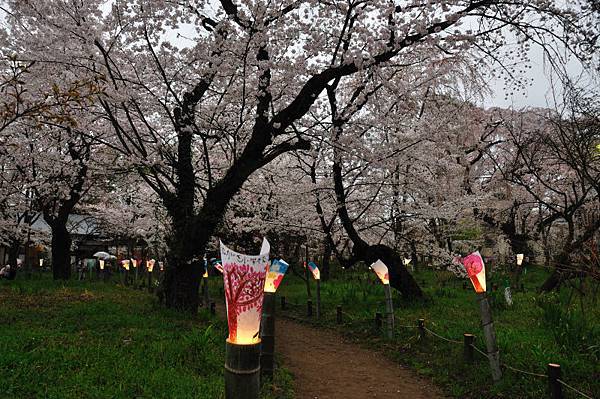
left=516, top=253, right=524, bottom=266
left=146, top=259, right=155, bottom=292
left=307, top=261, right=321, bottom=318
left=403, top=257, right=413, bottom=272
left=39, top=259, right=44, bottom=268
left=202, top=259, right=210, bottom=307
left=221, top=239, right=270, bottom=399
left=121, top=259, right=130, bottom=285
left=370, top=259, right=395, bottom=339
left=131, top=259, right=138, bottom=285
left=260, top=258, right=289, bottom=380
left=461, top=251, right=502, bottom=382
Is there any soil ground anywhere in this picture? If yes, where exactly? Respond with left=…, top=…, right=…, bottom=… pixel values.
left=275, top=317, right=446, bottom=399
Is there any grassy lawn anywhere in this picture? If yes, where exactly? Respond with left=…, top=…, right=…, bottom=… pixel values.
left=260, top=265, right=599, bottom=399
left=0, top=277, right=293, bottom=399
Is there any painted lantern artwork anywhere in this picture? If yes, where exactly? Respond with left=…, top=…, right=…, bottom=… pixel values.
left=370, top=259, right=390, bottom=285
left=462, top=251, right=486, bottom=293
left=307, top=261, right=320, bottom=280
left=122, top=259, right=130, bottom=271
left=220, top=239, right=270, bottom=345
left=516, top=253, right=524, bottom=266
left=147, top=259, right=155, bottom=272
left=264, top=259, right=289, bottom=293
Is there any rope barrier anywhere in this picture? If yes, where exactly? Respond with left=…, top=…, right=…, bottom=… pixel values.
left=501, top=363, right=547, bottom=378
left=557, top=379, right=595, bottom=399
left=470, top=343, right=490, bottom=359
left=423, top=326, right=463, bottom=344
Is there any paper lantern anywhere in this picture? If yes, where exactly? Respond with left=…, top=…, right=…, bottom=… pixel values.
left=39, top=259, right=44, bottom=267
left=370, top=259, right=390, bottom=285
left=462, top=251, right=486, bottom=293
left=147, top=259, right=155, bottom=272
left=99, top=260, right=105, bottom=270
left=122, top=259, right=130, bottom=271
left=159, top=261, right=164, bottom=271
left=402, top=258, right=411, bottom=266
left=203, top=267, right=208, bottom=278
left=264, top=259, right=289, bottom=293
left=221, top=239, right=270, bottom=345
left=307, top=261, right=320, bottom=280
left=516, top=253, right=524, bottom=266
left=132, top=259, right=138, bottom=268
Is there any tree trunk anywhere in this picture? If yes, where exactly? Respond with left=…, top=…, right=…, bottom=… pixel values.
left=163, top=259, right=202, bottom=312
left=8, top=239, right=19, bottom=269
left=321, top=239, right=332, bottom=281
left=50, top=222, right=71, bottom=280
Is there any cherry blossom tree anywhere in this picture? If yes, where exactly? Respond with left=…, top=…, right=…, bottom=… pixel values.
left=2, top=0, right=598, bottom=309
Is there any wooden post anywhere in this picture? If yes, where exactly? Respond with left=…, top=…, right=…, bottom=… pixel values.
left=260, top=292, right=276, bottom=380
left=463, top=334, right=475, bottom=364
left=203, top=275, right=210, bottom=307
left=210, top=301, right=216, bottom=316
left=147, top=269, right=153, bottom=293
left=225, top=340, right=261, bottom=399
left=304, top=245, right=311, bottom=298
left=307, top=300, right=313, bottom=317
left=316, top=279, right=321, bottom=319
left=336, top=306, right=342, bottom=324
left=547, top=363, right=562, bottom=399
left=418, top=318, right=425, bottom=340
left=280, top=296, right=286, bottom=310
left=375, top=312, right=383, bottom=329
left=477, top=293, right=502, bottom=382
left=383, top=284, right=395, bottom=339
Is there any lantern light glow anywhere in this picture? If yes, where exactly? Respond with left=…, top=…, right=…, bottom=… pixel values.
left=99, top=259, right=105, bottom=270
left=462, top=251, right=486, bottom=293
left=264, top=259, right=289, bottom=293
left=221, top=239, right=270, bottom=345
left=307, top=261, right=320, bottom=280
left=147, top=259, right=155, bottom=272
left=370, top=259, right=390, bottom=285
left=122, top=259, right=130, bottom=271
left=132, top=259, right=137, bottom=268
left=516, top=253, right=524, bottom=266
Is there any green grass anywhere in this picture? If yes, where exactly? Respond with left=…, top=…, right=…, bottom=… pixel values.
left=0, top=277, right=293, bottom=399
left=260, top=265, right=599, bottom=399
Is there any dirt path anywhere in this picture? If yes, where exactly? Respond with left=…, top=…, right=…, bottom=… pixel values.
left=275, top=318, right=446, bottom=399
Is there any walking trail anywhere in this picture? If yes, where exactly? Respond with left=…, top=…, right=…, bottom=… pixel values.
left=275, top=317, right=446, bottom=399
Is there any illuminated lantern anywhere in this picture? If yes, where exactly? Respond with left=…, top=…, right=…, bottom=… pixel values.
left=307, top=261, right=320, bottom=280
left=264, top=259, right=289, bottom=293
left=132, top=259, right=138, bottom=268
left=99, top=260, right=105, bottom=270
left=462, top=251, right=486, bottom=293
left=39, top=259, right=44, bottom=267
left=369, top=259, right=395, bottom=339
left=203, top=268, right=209, bottom=278
left=159, top=261, right=164, bottom=271
left=220, top=239, right=270, bottom=345
left=221, top=239, right=270, bottom=399
left=370, top=259, right=389, bottom=285
left=147, top=259, right=155, bottom=272
left=122, top=259, right=130, bottom=271
left=516, top=254, right=524, bottom=266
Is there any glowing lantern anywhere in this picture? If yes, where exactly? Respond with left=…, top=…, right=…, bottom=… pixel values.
left=402, top=258, right=411, bottom=266
left=264, top=259, right=289, bottom=293
left=516, top=253, right=524, bottom=266
left=370, top=259, right=390, bottom=285
left=159, top=261, right=164, bottom=271
left=122, top=259, right=130, bottom=271
left=203, top=268, right=209, bottom=278
left=221, top=239, right=270, bottom=345
left=462, top=251, right=486, bottom=293
left=99, top=260, right=105, bottom=270
left=307, top=261, right=320, bottom=280
left=39, top=259, right=44, bottom=267
left=132, top=259, right=138, bottom=268
left=147, top=259, right=155, bottom=272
